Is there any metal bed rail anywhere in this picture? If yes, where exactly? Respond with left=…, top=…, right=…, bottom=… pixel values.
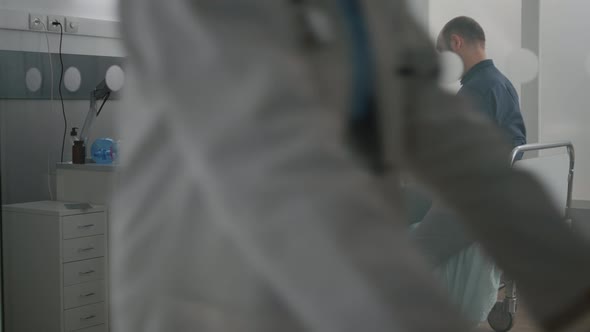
left=488, top=141, right=575, bottom=332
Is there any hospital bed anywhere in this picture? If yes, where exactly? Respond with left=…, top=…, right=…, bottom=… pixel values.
left=487, top=141, right=575, bottom=332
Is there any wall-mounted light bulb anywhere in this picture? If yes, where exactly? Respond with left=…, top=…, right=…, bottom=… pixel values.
left=25, top=67, right=42, bottom=92
left=64, top=67, right=82, bottom=92
left=506, top=48, right=539, bottom=84
left=439, top=51, right=464, bottom=84
left=106, top=65, right=125, bottom=92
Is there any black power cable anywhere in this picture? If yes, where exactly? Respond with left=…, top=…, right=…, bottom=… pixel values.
left=55, top=21, right=67, bottom=163
left=96, top=92, right=111, bottom=117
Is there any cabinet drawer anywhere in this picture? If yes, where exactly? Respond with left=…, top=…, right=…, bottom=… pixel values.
left=75, top=324, right=107, bottom=332
left=64, top=258, right=105, bottom=286
left=64, top=281, right=105, bottom=309
left=63, top=235, right=105, bottom=263
left=64, top=302, right=105, bottom=331
left=62, top=213, right=105, bottom=240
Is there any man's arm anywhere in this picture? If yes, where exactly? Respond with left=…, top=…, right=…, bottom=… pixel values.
left=460, top=85, right=527, bottom=148
left=457, top=87, right=497, bottom=121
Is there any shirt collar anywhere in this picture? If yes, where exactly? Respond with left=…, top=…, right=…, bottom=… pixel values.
left=461, top=59, right=494, bottom=85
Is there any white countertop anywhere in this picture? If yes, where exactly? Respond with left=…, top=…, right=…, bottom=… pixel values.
left=57, top=162, right=118, bottom=172
left=2, top=200, right=106, bottom=216
left=572, top=200, right=590, bottom=209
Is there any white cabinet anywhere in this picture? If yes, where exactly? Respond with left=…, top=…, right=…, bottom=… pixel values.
left=2, top=201, right=108, bottom=332
left=56, top=163, right=118, bottom=205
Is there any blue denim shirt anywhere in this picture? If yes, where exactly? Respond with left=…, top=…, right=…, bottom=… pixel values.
left=458, top=60, right=527, bottom=147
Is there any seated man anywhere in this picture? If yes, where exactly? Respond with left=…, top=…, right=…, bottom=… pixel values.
left=405, top=17, right=528, bottom=325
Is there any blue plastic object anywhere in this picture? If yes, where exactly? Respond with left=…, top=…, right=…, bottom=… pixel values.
left=338, top=0, right=375, bottom=120
left=91, top=138, right=118, bottom=164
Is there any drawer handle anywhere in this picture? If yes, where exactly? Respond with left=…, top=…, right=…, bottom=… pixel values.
left=77, top=224, right=95, bottom=229
left=79, top=270, right=96, bottom=276
left=80, top=292, right=96, bottom=297
left=77, top=247, right=95, bottom=253
left=80, top=315, right=96, bottom=321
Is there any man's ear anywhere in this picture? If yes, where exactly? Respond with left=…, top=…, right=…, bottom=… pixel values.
left=450, top=34, right=463, bottom=52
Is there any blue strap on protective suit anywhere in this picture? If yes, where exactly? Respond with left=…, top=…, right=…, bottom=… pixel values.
left=337, top=0, right=375, bottom=120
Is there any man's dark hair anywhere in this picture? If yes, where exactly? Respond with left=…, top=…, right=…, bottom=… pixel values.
left=441, top=16, right=486, bottom=48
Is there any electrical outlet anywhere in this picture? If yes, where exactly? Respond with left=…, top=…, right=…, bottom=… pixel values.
left=65, top=17, right=79, bottom=33
left=47, top=16, right=65, bottom=32
left=29, top=14, right=47, bottom=31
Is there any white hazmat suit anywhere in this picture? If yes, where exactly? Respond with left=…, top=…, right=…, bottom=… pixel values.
left=112, top=0, right=590, bottom=331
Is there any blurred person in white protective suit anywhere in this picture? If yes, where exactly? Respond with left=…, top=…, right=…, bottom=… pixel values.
left=112, top=0, right=590, bottom=331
